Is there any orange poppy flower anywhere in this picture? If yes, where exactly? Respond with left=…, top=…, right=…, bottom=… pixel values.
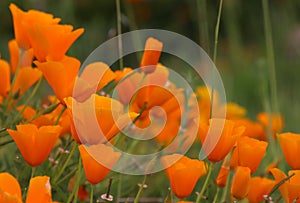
left=8, top=39, right=34, bottom=73
left=199, top=118, right=245, bottom=162
left=114, top=67, right=133, bottom=82
left=0, top=173, right=58, bottom=203
left=79, top=144, right=121, bottom=184
left=216, top=165, right=230, bottom=188
left=7, top=124, right=61, bottom=166
left=231, top=166, right=251, bottom=200
left=9, top=3, right=83, bottom=61
left=12, top=67, right=42, bottom=95
left=230, top=136, right=268, bottom=173
left=65, top=94, right=138, bottom=144
left=247, top=177, right=275, bottom=203
left=161, top=154, right=207, bottom=199
left=257, top=112, right=283, bottom=136
left=270, top=168, right=300, bottom=203
left=278, top=132, right=300, bottom=169
left=0, top=59, right=10, bottom=98
left=140, top=37, right=163, bottom=74
left=233, top=118, right=265, bottom=140
left=35, top=56, right=80, bottom=102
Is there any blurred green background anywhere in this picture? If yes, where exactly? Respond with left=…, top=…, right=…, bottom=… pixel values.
left=1, top=0, right=300, bottom=133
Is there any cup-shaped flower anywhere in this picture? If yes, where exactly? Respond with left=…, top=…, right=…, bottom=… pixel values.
left=79, top=144, right=121, bottom=184
left=199, top=119, right=245, bottom=162
left=278, top=132, right=300, bottom=169
left=9, top=3, right=83, bottom=61
left=230, top=136, right=268, bottom=173
left=161, top=154, right=207, bottom=199
left=247, top=177, right=275, bottom=203
left=7, top=124, right=61, bottom=166
left=0, top=173, right=58, bottom=203
left=140, top=37, right=163, bottom=74
left=231, top=166, right=251, bottom=200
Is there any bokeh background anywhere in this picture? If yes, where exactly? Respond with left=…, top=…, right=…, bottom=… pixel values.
left=1, top=0, right=300, bottom=201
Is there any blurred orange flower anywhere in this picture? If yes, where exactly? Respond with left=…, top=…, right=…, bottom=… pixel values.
left=231, top=166, right=251, bottom=200
left=0, top=173, right=58, bottom=203
left=140, top=37, right=163, bottom=74
left=257, top=112, right=283, bottom=136
left=216, top=165, right=230, bottom=188
left=199, top=119, right=245, bottom=162
left=114, top=67, right=132, bottom=82
left=79, top=144, right=121, bottom=184
left=278, top=132, right=300, bottom=170
left=247, top=177, right=275, bottom=203
left=234, top=118, right=265, bottom=140
left=7, top=124, right=61, bottom=166
left=161, top=154, right=207, bottom=198
left=0, top=59, right=11, bottom=98
left=230, top=136, right=268, bottom=173
left=9, top=3, right=83, bottom=61
left=270, top=168, right=300, bottom=203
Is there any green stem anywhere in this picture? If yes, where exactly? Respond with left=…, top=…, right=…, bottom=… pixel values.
left=9, top=76, right=43, bottom=126
left=133, top=175, right=147, bottom=203
left=196, top=163, right=213, bottom=203
left=67, top=156, right=82, bottom=203
left=54, top=105, right=66, bottom=125
left=53, top=141, right=77, bottom=184
left=90, top=184, right=94, bottom=203
left=197, top=0, right=210, bottom=54
left=262, top=0, right=279, bottom=115
left=116, top=0, right=124, bottom=70
left=213, top=187, right=220, bottom=203
left=30, top=167, right=36, bottom=179
left=221, top=170, right=231, bottom=202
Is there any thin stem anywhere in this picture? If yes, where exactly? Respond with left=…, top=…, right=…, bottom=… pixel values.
left=213, top=187, right=220, bottom=203
left=30, top=167, right=36, bottom=179
left=116, top=0, right=124, bottom=70
left=117, top=174, right=122, bottom=203
left=196, top=162, right=214, bottom=203
left=210, top=0, right=223, bottom=119
left=196, top=0, right=210, bottom=54
left=9, top=76, right=43, bottom=126
left=67, top=156, right=82, bottom=203
left=221, top=170, right=231, bottom=202
left=90, top=184, right=94, bottom=203
left=106, top=178, right=113, bottom=199
left=54, top=106, right=66, bottom=125
left=133, top=175, right=147, bottom=203
left=53, top=141, right=77, bottom=184
left=262, top=0, right=279, bottom=115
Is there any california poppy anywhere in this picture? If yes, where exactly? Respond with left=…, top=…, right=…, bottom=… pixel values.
left=140, top=37, right=163, bottom=74
left=9, top=3, right=83, bottom=61
left=8, top=39, right=34, bottom=74
left=247, top=177, right=275, bottom=203
left=199, top=118, right=245, bottom=162
left=270, top=168, right=300, bottom=203
left=230, top=136, right=268, bottom=173
left=278, top=132, right=300, bottom=169
left=257, top=112, right=283, bottom=136
left=7, top=124, right=61, bottom=166
left=161, top=154, right=207, bottom=199
left=79, top=144, right=121, bottom=184
left=233, top=118, right=265, bottom=140
left=216, top=165, right=230, bottom=188
left=0, top=173, right=58, bottom=203
left=65, top=94, right=138, bottom=144
left=231, top=166, right=251, bottom=200
left=0, top=59, right=10, bottom=98
left=114, top=67, right=132, bottom=82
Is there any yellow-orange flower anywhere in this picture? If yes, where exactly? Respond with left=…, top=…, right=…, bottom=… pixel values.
left=0, top=59, right=10, bottom=98
left=234, top=118, right=265, bottom=140
left=270, top=168, right=300, bottom=203
left=7, top=124, right=61, bottom=166
left=199, top=119, right=245, bottom=162
left=0, top=173, right=58, bottom=203
left=65, top=94, right=138, bottom=144
left=114, top=67, right=132, bottom=82
left=161, top=154, right=207, bottom=199
left=140, top=37, right=163, bottom=74
left=230, top=136, right=268, bottom=173
left=79, top=144, right=121, bottom=184
left=9, top=3, right=83, bottom=61
left=231, top=166, right=251, bottom=200
left=278, top=132, right=300, bottom=169
left=8, top=40, right=34, bottom=74
left=247, top=177, right=275, bottom=203
left=257, top=112, right=283, bottom=136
